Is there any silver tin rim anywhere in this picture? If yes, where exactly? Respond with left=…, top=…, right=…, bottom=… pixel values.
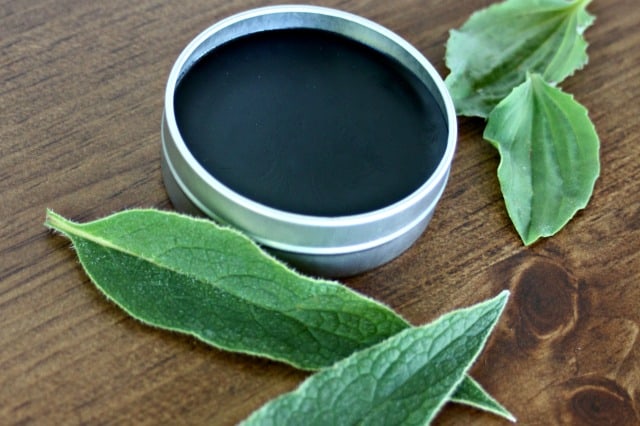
left=162, top=5, right=457, bottom=258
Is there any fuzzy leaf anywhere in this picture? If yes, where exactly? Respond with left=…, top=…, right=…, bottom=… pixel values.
left=45, top=209, right=513, bottom=420
left=445, top=0, right=595, bottom=117
left=241, top=291, right=510, bottom=426
left=45, top=209, right=409, bottom=370
left=483, top=74, right=599, bottom=244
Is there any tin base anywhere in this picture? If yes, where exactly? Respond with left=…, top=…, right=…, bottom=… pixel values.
left=162, top=153, right=441, bottom=277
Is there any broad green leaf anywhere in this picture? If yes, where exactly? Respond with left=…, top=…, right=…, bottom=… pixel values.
left=483, top=74, right=599, bottom=244
left=45, top=209, right=514, bottom=420
left=45, top=209, right=409, bottom=370
left=445, top=0, right=595, bottom=117
left=241, top=291, right=510, bottom=426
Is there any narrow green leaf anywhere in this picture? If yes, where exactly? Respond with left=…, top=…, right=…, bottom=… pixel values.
left=241, top=291, right=510, bottom=426
left=45, top=209, right=514, bottom=420
left=451, top=376, right=516, bottom=422
left=45, top=209, right=408, bottom=370
left=445, top=0, right=594, bottom=117
left=483, top=73, right=600, bottom=244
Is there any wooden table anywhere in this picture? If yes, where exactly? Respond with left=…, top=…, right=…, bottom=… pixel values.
left=2, top=0, right=638, bottom=424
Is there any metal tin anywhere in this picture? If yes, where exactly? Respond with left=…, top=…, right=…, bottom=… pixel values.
left=161, top=5, right=457, bottom=277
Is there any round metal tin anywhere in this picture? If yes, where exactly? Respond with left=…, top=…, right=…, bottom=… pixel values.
left=161, top=5, right=457, bottom=277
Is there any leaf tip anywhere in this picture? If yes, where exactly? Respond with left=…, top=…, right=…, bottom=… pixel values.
left=496, top=289, right=510, bottom=309
left=485, top=290, right=511, bottom=325
left=498, top=410, right=518, bottom=423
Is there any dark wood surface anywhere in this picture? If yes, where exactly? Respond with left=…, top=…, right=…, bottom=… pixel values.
left=2, top=0, right=639, bottom=424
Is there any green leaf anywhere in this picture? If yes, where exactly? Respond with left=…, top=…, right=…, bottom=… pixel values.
left=483, top=73, right=600, bottom=244
left=452, top=376, right=516, bottom=422
left=45, top=209, right=409, bottom=370
left=241, top=291, right=510, bottom=426
left=45, top=209, right=514, bottom=420
left=445, top=0, right=595, bottom=117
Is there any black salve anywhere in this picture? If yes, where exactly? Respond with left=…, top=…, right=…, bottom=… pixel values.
left=174, top=29, right=447, bottom=216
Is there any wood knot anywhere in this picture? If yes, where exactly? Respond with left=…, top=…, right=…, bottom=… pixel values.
left=563, top=377, right=639, bottom=425
left=513, top=259, right=578, bottom=349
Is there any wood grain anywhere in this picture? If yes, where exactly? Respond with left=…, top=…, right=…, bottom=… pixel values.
left=1, top=0, right=638, bottom=424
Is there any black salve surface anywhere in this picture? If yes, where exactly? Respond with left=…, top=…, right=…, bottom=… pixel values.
left=174, top=29, right=448, bottom=216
